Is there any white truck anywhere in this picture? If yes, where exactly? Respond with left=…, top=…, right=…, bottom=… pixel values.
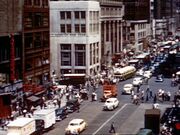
left=7, top=118, right=36, bottom=135
left=33, top=109, right=56, bottom=129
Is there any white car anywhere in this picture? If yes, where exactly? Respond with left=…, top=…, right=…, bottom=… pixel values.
left=122, top=84, right=134, bottom=94
left=132, top=77, right=143, bottom=86
left=103, top=98, right=119, bottom=111
left=65, top=119, right=87, bottom=135
left=143, top=71, right=152, bottom=78
left=136, top=69, right=144, bottom=76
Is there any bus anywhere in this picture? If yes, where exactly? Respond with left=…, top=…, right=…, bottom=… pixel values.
left=114, top=66, right=136, bottom=80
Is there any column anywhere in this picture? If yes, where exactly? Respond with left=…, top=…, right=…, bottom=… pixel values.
left=113, top=21, right=116, bottom=53
left=71, top=44, right=75, bottom=72
left=103, top=21, right=106, bottom=56
left=117, top=21, right=120, bottom=52
left=108, top=21, right=111, bottom=54
left=108, top=21, right=111, bottom=42
left=120, top=21, right=123, bottom=52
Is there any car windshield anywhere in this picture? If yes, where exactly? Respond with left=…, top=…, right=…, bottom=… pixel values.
left=70, top=123, right=79, bottom=126
left=124, top=85, right=131, bottom=88
left=106, top=100, right=113, bottom=103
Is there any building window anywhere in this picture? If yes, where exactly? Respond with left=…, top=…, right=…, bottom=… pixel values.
left=43, top=13, right=49, bottom=27
left=81, top=11, right=86, bottom=19
left=34, top=32, right=41, bottom=48
left=75, top=11, right=80, bottom=19
left=66, top=11, right=71, bottom=19
left=15, top=47, right=21, bottom=58
left=75, top=52, right=85, bottom=66
left=61, top=44, right=71, bottom=50
left=24, top=13, right=33, bottom=28
left=60, top=24, right=65, bottom=33
left=75, top=44, right=85, bottom=66
left=81, top=24, right=86, bottom=33
left=61, top=44, right=71, bottom=66
left=75, top=70, right=85, bottom=73
left=0, top=48, right=9, bottom=62
left=42, top=0, right=48, bottom=6
left=24, top=0, right=32, bottom=6
left=43, top=32, right=49, bottom=47
left=66, top=24, right=71, bottom=33
left=34, top=57, right=42, bottom=67
left=34, top=0, right=40, bottom=6
left=61, top=53, right=71, bottom=66
left=75, top=24, right=80, bottom=33
left=25, top=60, right=33, bottom=71
left=25, top=33, right=33, bottom=49
left=60, top=12, right=65, bottom=19
left=34, top=13, right=42, bottom=27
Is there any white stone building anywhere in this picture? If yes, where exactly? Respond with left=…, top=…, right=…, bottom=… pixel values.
left=50, top=1, right=101, bottom=77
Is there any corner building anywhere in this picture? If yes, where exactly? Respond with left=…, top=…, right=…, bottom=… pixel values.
left=50, top=1, right=101, bottom=77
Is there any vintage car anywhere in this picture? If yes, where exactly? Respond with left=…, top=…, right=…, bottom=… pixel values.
left=122, top=84, right=134, bottom=94
left=103, top=98, right=119, bottom=111
left=65, top=119, right=87, bottom=135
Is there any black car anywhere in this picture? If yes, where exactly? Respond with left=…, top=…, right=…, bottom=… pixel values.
left=55, top=106, right=68, bottom=121
left=155, top=74, right=164, bottom=82
left=66, top=99, right=80, bottom=113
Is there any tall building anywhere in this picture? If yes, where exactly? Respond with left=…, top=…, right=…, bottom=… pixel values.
left=99, top=0, right=124, bottom=66
left=50, top=1, right=101, bottom=77
left=153, top=0, right=177, bottom=38
left=123, top=0, right=150, bottom=21
left=23, top=0, right=50, bottom=84
left=123, top=0, right=151, bottom=52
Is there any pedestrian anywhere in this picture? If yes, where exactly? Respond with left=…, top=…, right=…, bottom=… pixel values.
left=109, top=122, right=116, bottom=133
left=149, top=89, right=153, bottom=99
left=77, top=105, right=80, bottom=113
left=146, top=85, right=150, bottom=93
left=153, top=94, right=157, bottom=103
left=22, top=108, right=27, bottom=117
left=145, top=94, right=149, bottom=102
left=137, top=85, right=140, bottom=93
left=57, top=99, right=61, bottom=108
left=91, top=93, right=95, bottom=102
left=30, top=105, right=35, bottom=115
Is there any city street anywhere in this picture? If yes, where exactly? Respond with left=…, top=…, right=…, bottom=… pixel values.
left=43, top=76, right=179, bottom=135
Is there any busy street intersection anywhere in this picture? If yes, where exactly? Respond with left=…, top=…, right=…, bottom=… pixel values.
left=43, top=75, right=179, bottom=135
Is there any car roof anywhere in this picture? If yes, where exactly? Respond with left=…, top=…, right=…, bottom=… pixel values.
left=69, top=119, right=84, bottom=123
left=134, top=77, right=143, bottom=79
left=124, top=84, right=133, bottom=86
left=106, top=98, right=117, bottom=101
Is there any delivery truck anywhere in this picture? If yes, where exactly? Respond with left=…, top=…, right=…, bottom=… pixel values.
left=101, top=80, right=118, bottom=102
left=33, top=109, right=56, bottom=130
left=7, top=118, right=36, bottom=135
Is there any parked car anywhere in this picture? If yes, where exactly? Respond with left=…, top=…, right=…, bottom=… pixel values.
left=55, top=106, right=68, bottom=121
left=136, top=69, right=144, bottom=76
left=65, top=119, right=87, bottom=135
left=66, top=99, right=80, bottom=113
left=155, top=74, right=164, bottom=82
left=136, top=128, right=153, bottom=135
left=122, top=84, right=134, bottom=94
left=133, top=77, right=144, bottom=86
left=103, top=98, right=119, bottom=111
left=143, top=71, right=152, bottom=79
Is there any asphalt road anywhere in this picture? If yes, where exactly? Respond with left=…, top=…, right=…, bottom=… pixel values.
left=43, top=76, right=179, bottom=135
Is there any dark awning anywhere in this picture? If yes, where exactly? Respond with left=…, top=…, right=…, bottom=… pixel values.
left=27, top=95, right=40, bottom=102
